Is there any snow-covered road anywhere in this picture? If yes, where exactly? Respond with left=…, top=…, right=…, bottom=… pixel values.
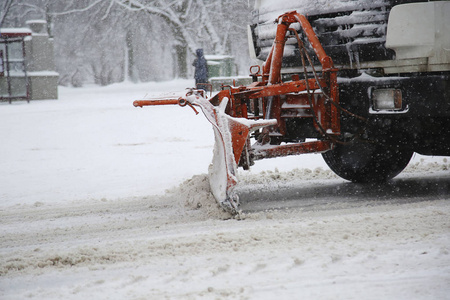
left=1, top=81, right=449, bottom=299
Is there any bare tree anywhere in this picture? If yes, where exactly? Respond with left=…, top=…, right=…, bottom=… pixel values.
left=2, top=0, right=255, bottom=86
left=0, top=0, right=15, bottom=28
left=105, top=0, right=254, bottom=78
left=112, top=0, right=202, bottom=78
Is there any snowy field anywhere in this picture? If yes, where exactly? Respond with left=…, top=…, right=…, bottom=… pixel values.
left=1, top=80, right=449, bottom=299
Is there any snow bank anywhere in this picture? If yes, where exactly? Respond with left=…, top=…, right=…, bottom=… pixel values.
left=164, top=174, right=231, bottom=219
left=404, top=157, right=449, bottom=174
left=239, top=166, right=337, bottom=185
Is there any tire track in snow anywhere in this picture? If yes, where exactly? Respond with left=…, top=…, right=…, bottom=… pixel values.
left=1, top=189, right=449, bottom=277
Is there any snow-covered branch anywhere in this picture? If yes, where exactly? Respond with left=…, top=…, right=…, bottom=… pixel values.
left=50, top=0, right=105, bottom=16
left=196, top=0, right=223, bottom=54
left=0, top=0, right=15, bottom=28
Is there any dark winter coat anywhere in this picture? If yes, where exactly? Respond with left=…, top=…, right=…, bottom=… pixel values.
left=193, top=48, right=208, bottom=85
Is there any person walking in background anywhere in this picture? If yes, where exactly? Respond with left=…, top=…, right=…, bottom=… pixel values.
left=193, top=48, right=208, bottom=89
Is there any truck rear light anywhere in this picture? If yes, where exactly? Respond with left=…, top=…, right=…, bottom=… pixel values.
left=372, top=89, right=402, bottom=111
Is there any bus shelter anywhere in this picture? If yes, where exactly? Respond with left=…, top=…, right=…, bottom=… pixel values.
left=0, top=29, right=31, bottom=103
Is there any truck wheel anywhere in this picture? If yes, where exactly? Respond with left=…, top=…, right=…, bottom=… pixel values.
left=322, top=140, right=413, bottom=183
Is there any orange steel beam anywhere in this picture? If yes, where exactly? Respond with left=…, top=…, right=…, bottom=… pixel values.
left=234, top=79, right=327, bottom=99
left=262, top=46, right=273, bottom=84
left=266, top=11, right=334, bottom=74
left=293, top=13, right=332, bottom=70
left=133, top=99, right=179, bottom=107
left=269, top=20, right=290, bottom=84
left=254, top=140, right=333, bottom=160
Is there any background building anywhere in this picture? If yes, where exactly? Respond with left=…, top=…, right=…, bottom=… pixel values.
left=0, top=20, right=58, bottom=102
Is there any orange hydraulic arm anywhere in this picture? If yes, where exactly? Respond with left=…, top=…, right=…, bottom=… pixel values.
left=215, top=10, right=340, bottom=161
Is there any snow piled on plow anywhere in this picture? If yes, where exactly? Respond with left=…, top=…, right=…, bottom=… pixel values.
left=165, top=174, right=231, bottom=219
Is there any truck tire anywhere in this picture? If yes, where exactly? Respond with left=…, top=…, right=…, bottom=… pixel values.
left=322, top=140, right=413, bottom=183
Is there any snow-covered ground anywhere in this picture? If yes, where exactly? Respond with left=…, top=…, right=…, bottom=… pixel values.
left=1, top=80, right=449, bottom=299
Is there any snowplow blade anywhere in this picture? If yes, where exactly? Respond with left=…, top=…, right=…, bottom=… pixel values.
left=134, top=89, right=276, bottom=214
left=133, top=11, right=342, bottom=214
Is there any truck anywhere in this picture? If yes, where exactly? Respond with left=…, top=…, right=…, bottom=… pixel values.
left=248, top=0, right=450, bottom=183
left=134, top=0, right=449, bottom=214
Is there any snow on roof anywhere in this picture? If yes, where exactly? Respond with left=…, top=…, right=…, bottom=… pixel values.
left=204, top=55, right=234, bottom=60
left=0, top=28, right=32, bottom=37
left=25, top=19, right=47, bottom=24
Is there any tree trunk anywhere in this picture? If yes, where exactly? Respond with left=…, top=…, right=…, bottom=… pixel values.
left=126, top=31, right=138, bottom=82
left=174, top=42, right=187, bottom=79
